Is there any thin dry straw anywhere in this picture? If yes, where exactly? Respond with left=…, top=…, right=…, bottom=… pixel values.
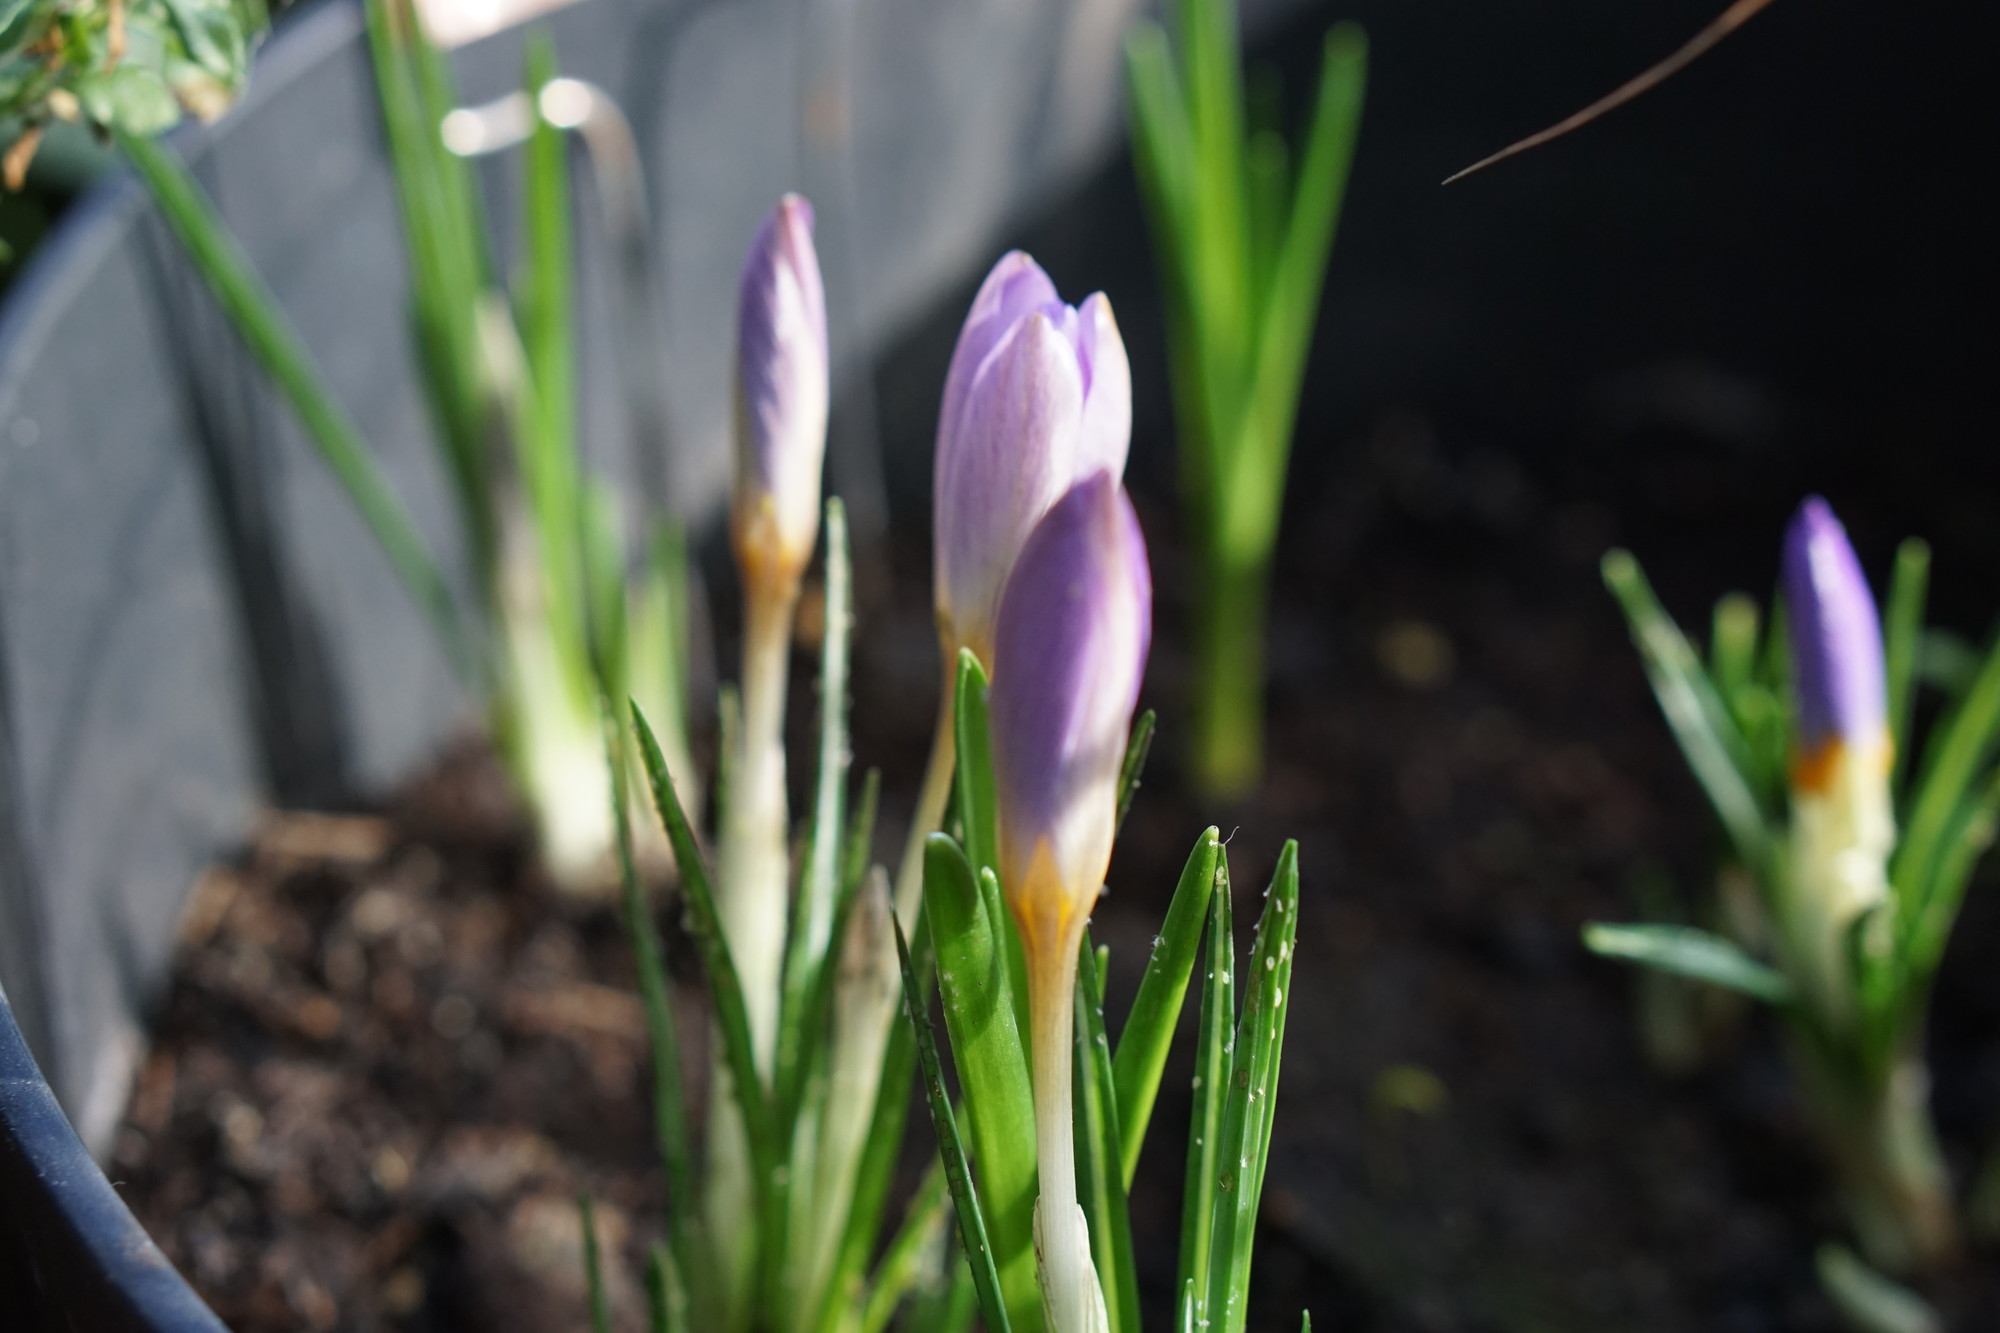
left=1443, top=0, right=1778, bottom=185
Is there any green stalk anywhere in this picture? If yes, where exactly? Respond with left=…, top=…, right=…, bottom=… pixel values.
left=580, top=1193, right=614, bottom=1333
left=608, top=715, right=701, bottom=1315
left=1177, top=849, right=1233, bottom=1311
left=1191, top=549, right=1270, bottom=801
left=1125, top=8, right=1366, bottom=801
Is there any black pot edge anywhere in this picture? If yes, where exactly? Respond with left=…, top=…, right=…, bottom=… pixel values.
left=2, top=985, right=228, bottom=1332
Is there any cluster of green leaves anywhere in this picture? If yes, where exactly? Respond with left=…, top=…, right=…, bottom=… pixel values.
left=369, top=0, right=691, bottom=766
left=604, top=500, right=972, bottom=1333
left=130, top=0, right=693, bottom=878
left=2, top=0, right=261, bottom=162
left=1125, top=0, right=1365, bottom=798
left=891, top=648, right=1305, bottom=1333
left=1588, top=544, right=2000, bottom=1080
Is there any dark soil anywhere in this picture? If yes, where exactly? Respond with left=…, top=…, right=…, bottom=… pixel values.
left=108, top=748, right=698, bottom=1332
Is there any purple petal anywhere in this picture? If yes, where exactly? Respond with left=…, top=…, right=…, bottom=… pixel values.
left=932, top=254, right=1133, bottom=660
left=937, top=252, right=1059, bottom=469
left=735, top=195, right=829, bottom=570
left=1783, top=496, right=1885, bottom=750
left=935, top=310, right=1085, bottom=658
left=989, top=473, right=1152, bottom=908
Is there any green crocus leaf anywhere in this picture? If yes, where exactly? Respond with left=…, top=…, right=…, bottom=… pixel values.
left=1583, top=922, right=1794, bottom=1006
left=1110, top=825, right=1220, bottom=1186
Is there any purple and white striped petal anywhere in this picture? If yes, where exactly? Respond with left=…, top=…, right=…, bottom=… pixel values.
left=933, top=253, right=1132, bottom=664
left=734, top=194, right=828, bottom=588
left=988, top=472, right=1152, bottom=959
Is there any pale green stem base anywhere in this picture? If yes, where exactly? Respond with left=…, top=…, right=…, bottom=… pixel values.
left=1191, top=553, right=1270, bottom=804
left=1788, top=1032, right=1958, bottom=1275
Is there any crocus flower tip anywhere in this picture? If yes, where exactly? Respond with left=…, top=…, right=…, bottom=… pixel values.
left=733, top=194, right=829, bottom=591
left=1782, top=494, right=1885, bottom=767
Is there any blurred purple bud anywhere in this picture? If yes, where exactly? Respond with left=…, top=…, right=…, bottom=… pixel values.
left=1783, top=496, right=1885, bottom=764
left=934, top=251, right=1131, bottom=664
left=734, top=194, right=828, bottom=590
left=989, top=472, right=1151, bottom=966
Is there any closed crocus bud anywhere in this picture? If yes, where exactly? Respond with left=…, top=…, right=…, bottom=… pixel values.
left=1786, top=496, right=1889, bottom=779
left=935, top=251, right=1132, bottom=668
left=733, top=193, right=828, bottom=596
left=991, top=471, right=1151, bottom=968
left=1781, top=495, right=1894, bottom=1023
left=988, top=470, right=1148, bottom=1333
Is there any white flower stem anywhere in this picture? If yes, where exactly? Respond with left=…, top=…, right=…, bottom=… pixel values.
left=720, top=580, right=798, bottom=1074
left=1031, top=937, right=1096, bottom=1333
left=708, top=576, right=798, bottom=1327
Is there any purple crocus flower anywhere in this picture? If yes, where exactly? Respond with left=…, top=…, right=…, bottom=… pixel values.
left=934, top=251, right=1132, bottom=667
left=733, top=194, right=828, bottom=593
left=1783, top=496, right=1886, bottom=785
left=989, top=470, right=1152, bottom=972
left=987, top=470, right=1148, bottom=1333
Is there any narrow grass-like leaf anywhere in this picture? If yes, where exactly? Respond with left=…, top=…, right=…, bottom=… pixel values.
left=1602, top=550, right=1772, bottom=873
left=606, top=717, right=697, bottom=1296
left=365, top=0, right=494, bottom=566
left=953, top=649, right=999, bottom=881
left=858, top=1158, right=950, bottom=1333
left=645, top=1242, right=687, bottom=1333
left=1895, top=630, right=2000, bottom=921
left=1583, top=922, right=1794, bottom=1005
left=957, top=649, right=1030, bottom=1045
left=1177, top=848, right=1233, bottom=1314
left=891, top=912, right=1013, bottom=1333
left=811, top=986, right=919, bottom=1333
left=1815, top=1243, right=1940, bottom=1333
left=1124, top=25, right=1197, bottom=271
left=1227, top=27, right=1366, bottom=562
left=922, top=834, right=1038, bottom=1325
left=779, top=501, right=855, bottom=1118
left=1115, top=709, right=1158, bottom=835
left=1112, top=826, right=1221, bottom=1186
left=1203, top=841, right=1300, bottom=1333
left=580, top=1193, right=613, bottom=1333
left=118, top=128, right=471, bottom=676
left=631, top=701, right=776, bottom=1217
left=1884, top=539, right=1930, bottom=796
left=1710, top=593, right=1760, bottom=712
left=777, top=772, right=875, bottom=1136
left=514, top=37, right=591, bottom=681
left=977, top=864, right=1031, bottom=1060
left=1075, top=929, right=1141, bottom=1333
left=1904, top=767, right=2000, bottom=984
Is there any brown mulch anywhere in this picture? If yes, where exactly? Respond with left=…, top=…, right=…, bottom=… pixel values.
left=110, top=749, right=689, bottom=1333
